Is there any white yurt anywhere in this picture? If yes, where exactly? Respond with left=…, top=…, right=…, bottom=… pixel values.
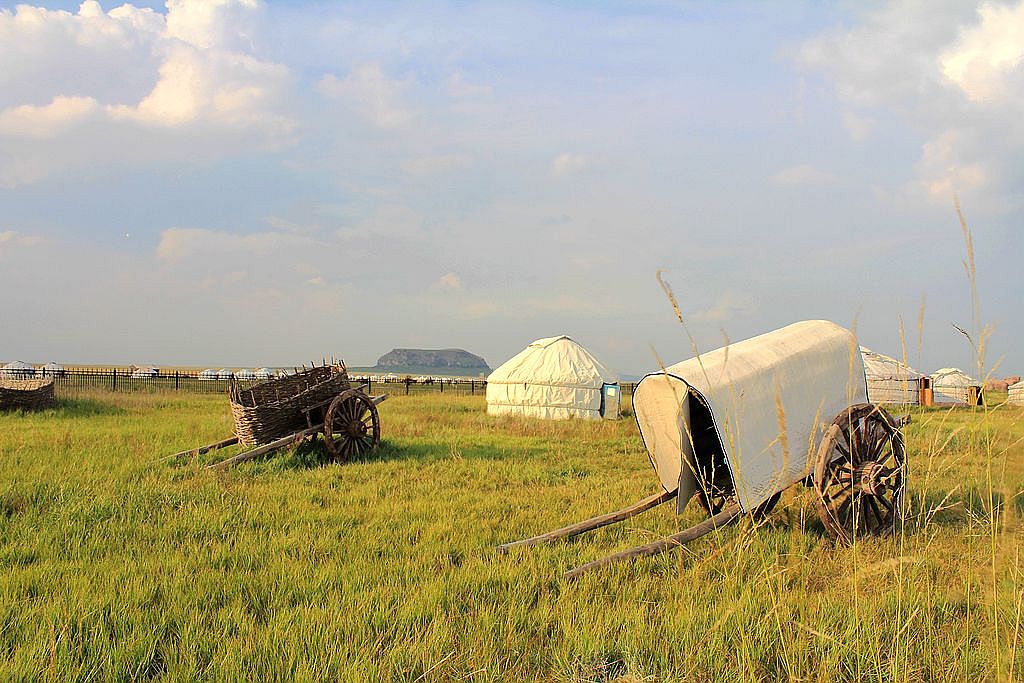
left=1009, top=381, right=1023, bottom=406
left=860, top=347, right=923, bottom=405
left=254, top=367, right=273, bottom=380
left=930, top=367, right=978, bottom=404
left=235, top=368, right=256, bottom=380
left=131, top=365, right=159, bottom=378
left=486, top=335, right=620, bottom=420
left=1, top=361, right=35, bottom=378
left=40, top=361, right=65, bottom=376
left=217, top=368, right=233, bottom=380
left=198, top=368, right=218, bottom=380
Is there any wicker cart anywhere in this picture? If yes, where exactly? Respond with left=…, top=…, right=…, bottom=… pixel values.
left=498, top=321, right=909, bottom=577
left=168, top=363, right=387, bottom=468
left=0, top=377, right=56, bottom=411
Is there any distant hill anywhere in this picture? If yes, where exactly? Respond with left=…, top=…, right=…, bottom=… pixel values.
left=362, top=348, right=491, bottom=377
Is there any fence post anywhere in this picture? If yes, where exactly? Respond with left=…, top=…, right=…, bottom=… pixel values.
left=440, top=380, right=444, bottom=394
left=111, top=368, right=117, bottom=391
left=405, top=378, right=410, bottom=395
left=175, top=370, right=179, bottom=391
left=470, top=380, right=474, bottom=395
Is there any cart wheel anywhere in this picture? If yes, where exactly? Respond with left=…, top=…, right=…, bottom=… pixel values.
left=323, top=390, right=380, bottom=462
left=813, top=403, right=906, bottom=544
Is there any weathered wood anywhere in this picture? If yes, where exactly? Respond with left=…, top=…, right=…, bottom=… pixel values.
left=496, top=489, right=677, bottom=553
left=161, top=436, right=238, bottom=462
left=563, top=504, right=741, bottom=579
left=205, top=426, right=321, bottom=470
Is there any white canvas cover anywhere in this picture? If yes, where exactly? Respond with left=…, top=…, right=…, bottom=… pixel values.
left=861, top=347, right=922, bottom=405
left=1009, top=381, right=1024, bottom=406
left=486, top=335, right=618, bottom=420
left=255, top=368, right=273, bottom=380
left=198, top=368, right=218, bottom=380
left=217, top=368, right=233, bottom=379
left=930, top=367, right=977, bottom=404
left=633, top=320, right=867, bottom=513
left=235, top=368, right=256, bottom=380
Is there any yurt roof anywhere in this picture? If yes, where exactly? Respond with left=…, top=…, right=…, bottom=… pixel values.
left=931, top=367, right=977, bottom=386
left=860, top=347, right=922, bottom=379
left=488, top=335, right=617, bottom=387
left=41, top=361, right=64, bottom=370
left=3, top=360, right=35, bottom=370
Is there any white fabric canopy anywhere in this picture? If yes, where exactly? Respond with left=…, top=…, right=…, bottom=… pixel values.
left=861, top=347, right=922, bottom=405
left=633, top=320, right=867, bottom=513
left=486, top=335, right=619, bottom=420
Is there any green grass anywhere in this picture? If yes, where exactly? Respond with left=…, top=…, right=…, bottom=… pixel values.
left=0, top=391, right=1021, bottom=681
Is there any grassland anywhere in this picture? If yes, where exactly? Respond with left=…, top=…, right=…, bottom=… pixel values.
left=0, top=390, right=1021, bottom=681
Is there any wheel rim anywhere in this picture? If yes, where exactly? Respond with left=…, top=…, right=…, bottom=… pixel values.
left=324, top=391, right=380, bottom=462
left=814, top=404, right=905, bottom=543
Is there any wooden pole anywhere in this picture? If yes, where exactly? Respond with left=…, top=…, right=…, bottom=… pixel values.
left=563, top=504, right=740, bottom=579
left=205, top=426, right=322, bottom=470
left=160, top=436, right=239, bottom=462
left=496, top=489, right=676, bottom=553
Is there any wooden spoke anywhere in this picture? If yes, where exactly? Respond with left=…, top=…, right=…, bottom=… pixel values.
left=813, top=404, right=906, bottom=544
left=324, top=389, right=381, bottom=462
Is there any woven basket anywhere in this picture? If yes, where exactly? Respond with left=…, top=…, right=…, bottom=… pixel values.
left=0, top=377, right=56, bottom=411
left=229, top=364, right=351, bottom=446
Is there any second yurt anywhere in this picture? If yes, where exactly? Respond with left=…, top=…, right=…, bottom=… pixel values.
left=486, top=335, right=620, bottom=420
left=930, top=367, right=978, bottom=404
left=860, top=347, right=923, bottom=405
left=1009, top=381, right=1023, bottom=406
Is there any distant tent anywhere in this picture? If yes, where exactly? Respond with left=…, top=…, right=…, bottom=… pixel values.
left=1009, top=381, right=1023, bottom=406
left=860, top=347, right=922, bottom=405
left=930, top=367, right=977, bottom=404
left=217, top=368, right=233, bottom=379
left=486, top=335, right=620, bottom=420
left=1, top=361, right=35, bottom=378
left=198, top=369, right=218, bottom=380
left=254, top=368, right=273, bottom=380
left=131, top=365, right=159, bottom=378
left=40, top=362, right=65, bottom=376
left=235, top=368, right=256, bottom=380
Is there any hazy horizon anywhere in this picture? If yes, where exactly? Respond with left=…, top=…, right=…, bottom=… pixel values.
left=2, top=0, right=1021, bottom=378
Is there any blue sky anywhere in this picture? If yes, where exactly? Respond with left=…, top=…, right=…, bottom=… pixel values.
left=1, top=0, right=1021, bottom=378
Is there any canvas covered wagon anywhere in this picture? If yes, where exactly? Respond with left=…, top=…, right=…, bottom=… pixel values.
left=168, top=362, right=387, bottom=468
left=499, top=320, right=908, bottom=577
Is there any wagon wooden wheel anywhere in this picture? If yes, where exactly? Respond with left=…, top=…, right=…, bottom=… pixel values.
left=813, top=403, right=906, bottom=544
left=323, top=389, right=380, bottom=462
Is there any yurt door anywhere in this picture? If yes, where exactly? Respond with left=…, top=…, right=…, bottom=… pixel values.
left=601, top=383, right=620, bottom=419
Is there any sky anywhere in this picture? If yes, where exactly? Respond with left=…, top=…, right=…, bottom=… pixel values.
left=0, top=0, right=1021, bottom=377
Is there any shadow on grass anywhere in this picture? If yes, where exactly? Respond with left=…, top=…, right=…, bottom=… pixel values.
left=55, top=397, right=126, bottom=417
left=201, top=436, right=546, bottom=471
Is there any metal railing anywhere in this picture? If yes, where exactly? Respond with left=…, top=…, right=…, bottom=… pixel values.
left=6, top=368, right=638, bottom=398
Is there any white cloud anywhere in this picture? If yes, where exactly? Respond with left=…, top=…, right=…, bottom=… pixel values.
left=770, top=164, right=838, bottom=186
left=797, top=0, right=1024, bottom=206
left=318, top=64, right=414, bottom=129
left=689, top=290, right=754, bottom=323
left=0, top=231, right=43, bottom=248
left=550, top=152, right=587, bottom=177
left=400, top=154, right=471, bottom=174
left=0, top=96, right=99, bottom=138
left=842, top=111, right=873, bottom=142
left=0, top=0, right=293, bottom=184
left=157, top=227, right=313, bottom=264
left=436, top=272, right=462, bottom=290
left=940, top=2, right=1024, bottom=102
left=447, top=72, right=492, bottom=99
